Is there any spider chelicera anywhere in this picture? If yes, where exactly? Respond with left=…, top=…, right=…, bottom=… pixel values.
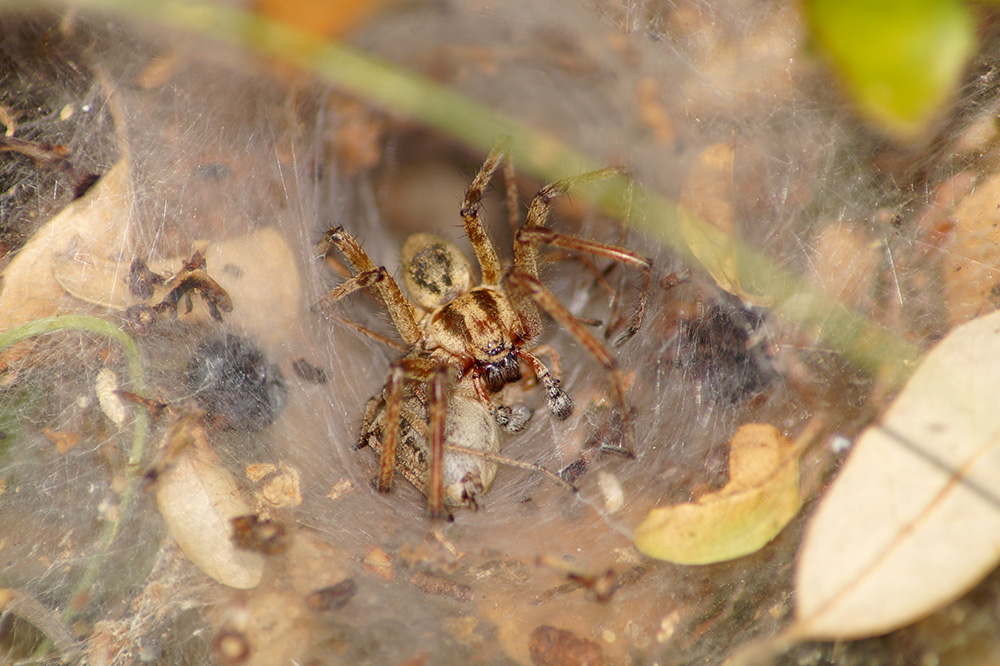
left=319, top=140, right=653, bottom=518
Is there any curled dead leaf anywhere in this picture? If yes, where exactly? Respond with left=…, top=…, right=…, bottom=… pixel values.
left=634, top=423, right=802, bottom=565
left=0, top=159, right=131, bottom=337
left=42, top=427, right=80, bottom=454
left=795, top=307, right=1000, bottom=640
left=154, top=418, right=264, bottom=589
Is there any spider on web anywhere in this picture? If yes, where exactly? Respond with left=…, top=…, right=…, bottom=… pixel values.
left=319, top=139, right=664, bottom=518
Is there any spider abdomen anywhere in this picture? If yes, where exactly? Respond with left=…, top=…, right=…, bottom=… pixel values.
left=401, top=233, right=474, bottom=309
left=362, top=392, right=500, bottom=509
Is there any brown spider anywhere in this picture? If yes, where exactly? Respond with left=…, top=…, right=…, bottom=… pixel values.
left=320, top=140, right=653, bottom=518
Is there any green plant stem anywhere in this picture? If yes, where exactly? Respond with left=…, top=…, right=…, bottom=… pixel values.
left=1, top=1, right=925, bottom=383
left=0, top=315, right=149, bottom=629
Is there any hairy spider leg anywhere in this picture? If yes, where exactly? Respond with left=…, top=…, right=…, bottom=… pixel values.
left=505, top=268, right=636, bottom=456
left=514, top=166, right=625, bottom=278
left=459, top=138, right=509, bottom=286
left=528, top=343, right=564, bottom=383
left=519, top=349, right=573, bottom=420
left=512, top=166, right=655, bottom=347
left=319, top=226, right=445, bottom=499
left=463, top=136, right=541, bottom=271
left=426, top=365, right=450, bottom=519
left=444, top=443, right=576, bottom=493
left=516, top=226, right=653, bottom=347
left=332, top=316, right=409, bottom=352
left=502, top=146, right=520, bottom=240
left=378, top=355, right=439, bottom=496
left=318, top=226, right=421, bottom=346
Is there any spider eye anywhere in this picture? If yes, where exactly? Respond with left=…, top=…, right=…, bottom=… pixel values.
left=480, top=353, right=522, bottom=393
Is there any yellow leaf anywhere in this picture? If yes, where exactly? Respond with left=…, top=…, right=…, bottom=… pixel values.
left=678, top=143, right=769, bottom=306
left=634, top=424, right=802, bottom=565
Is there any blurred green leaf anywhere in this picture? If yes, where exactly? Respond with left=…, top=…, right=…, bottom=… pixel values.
left=805, top=0, right=975, bottom=138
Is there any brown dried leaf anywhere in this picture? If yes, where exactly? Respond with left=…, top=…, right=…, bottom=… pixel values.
left=941, top=170, right=1000, bottom=325
left=528, top=625, right=604, bottom=666
left=155, top=420, right=264, bottom=589
left=41, top=427, right=80, bottom=454
left=0, top=159, right=132, bottom=334
left=634, top=424, right=801, bottom=564
left=794, top=307, right=1000, bottom=640
left=305, top=578, right=358, bottom=611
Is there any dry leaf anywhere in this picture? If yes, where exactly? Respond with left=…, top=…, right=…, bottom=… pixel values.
left=0, top=159, right=132, bottom=334
left=807, top=222, right=881, bottom=312
left=246, top=463, right=277, bottom=482
left=95, top=368, right=126, bottom=428
left=678, top=143, right=768, bottom=305
left=255, top=462, right=302, bottom=509
left=634, top=424, right=801, bottom=565
left=155, top=420, right=265, bottom=589
left=941, top=171, right=1000, bottom=326
left=794, top=307, right=1000, bottom=640
left=53, top=227, right=300, bottom=347
left=41, top=428, right=80, bottom=454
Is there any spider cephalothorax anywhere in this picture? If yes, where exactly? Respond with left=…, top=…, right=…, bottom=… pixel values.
left=320, top=140, right=654, bottom=518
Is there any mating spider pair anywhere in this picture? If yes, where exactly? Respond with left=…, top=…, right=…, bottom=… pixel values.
left=320, top=140, right=654, bottom=518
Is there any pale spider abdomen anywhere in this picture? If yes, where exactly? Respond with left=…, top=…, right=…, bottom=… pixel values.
left=362, top=389, right=500, bottom=509
left=401, top=232, right=473, bottom=309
